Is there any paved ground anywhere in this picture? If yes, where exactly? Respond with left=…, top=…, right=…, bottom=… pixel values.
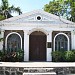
left=0, top=62, right=75, bottom=67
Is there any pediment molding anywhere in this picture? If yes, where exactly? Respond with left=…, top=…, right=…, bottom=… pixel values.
left=0, top=10, right=74, bottom=25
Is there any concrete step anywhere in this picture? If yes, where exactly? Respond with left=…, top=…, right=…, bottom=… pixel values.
left=23, top=72, right=56, bottom=75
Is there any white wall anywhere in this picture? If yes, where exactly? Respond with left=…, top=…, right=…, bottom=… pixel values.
left=1, top=23, right=74, bottom=61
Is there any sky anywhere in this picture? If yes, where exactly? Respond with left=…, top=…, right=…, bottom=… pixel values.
left=0, top=0, right=52, bottom=15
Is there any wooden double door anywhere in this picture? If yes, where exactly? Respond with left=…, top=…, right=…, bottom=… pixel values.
left=29, top=31, right=46, bottom=61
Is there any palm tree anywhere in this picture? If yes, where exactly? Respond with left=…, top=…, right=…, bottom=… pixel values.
left=0, top=0, right=22, bottom=19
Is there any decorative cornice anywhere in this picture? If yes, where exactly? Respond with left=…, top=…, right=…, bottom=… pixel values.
left=2, top=22, right=75, bottom=28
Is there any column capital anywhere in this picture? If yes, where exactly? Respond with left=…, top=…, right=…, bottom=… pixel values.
left=0, top=29, right=5, bottom=38
left=23, top=30, right=30, bottom=35
left=23, top=30, right=26, bottom=33
left=72, top=30, right=75, bottom=35
left=23, top=30, right=29, bottom=33
left=1, top=29, right=5, bottom=32
left=49, top=30, right=52, bottom=33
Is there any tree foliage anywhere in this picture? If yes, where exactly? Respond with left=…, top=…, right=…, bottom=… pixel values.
left=0, top=15, right=5, bottom=20
left=0, top=0, right=22, bottom=19
left=44, top=0, right=75, bottom=22
left=70, top=0, right=75, bottom=22
left=44, top=1, right=62, bottom=16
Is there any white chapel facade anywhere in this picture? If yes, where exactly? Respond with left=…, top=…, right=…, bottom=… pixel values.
left=0, top=10, right=75, bottom=61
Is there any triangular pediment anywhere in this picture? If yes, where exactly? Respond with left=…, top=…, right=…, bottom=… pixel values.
left=0, top=10, right=74, bottom=25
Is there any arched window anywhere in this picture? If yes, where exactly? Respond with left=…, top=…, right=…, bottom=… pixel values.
left=7, top=34, right=21, bottom=52
left=55, top=34, right=68, bottom=51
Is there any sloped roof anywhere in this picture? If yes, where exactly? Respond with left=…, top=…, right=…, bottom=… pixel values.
left=0, top=10, right=74, bottom=25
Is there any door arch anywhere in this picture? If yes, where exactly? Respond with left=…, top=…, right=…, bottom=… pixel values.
left=29, top=31, right=47, bottom=61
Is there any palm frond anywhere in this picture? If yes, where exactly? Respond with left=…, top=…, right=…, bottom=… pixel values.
left=14, top=7, right=22, bottom=15
left=8, top=5, right=22, bottom=15
left=0, top=0, right=22, bottom=19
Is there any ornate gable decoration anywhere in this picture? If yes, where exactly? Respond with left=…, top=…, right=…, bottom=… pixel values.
left=2, top=11, right=54, bottom=23
left=1, top=10, right=74, bottom=25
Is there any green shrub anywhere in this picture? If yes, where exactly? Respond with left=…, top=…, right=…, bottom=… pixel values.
left=65, top=51, right=75, bottom=62
left=0, top=50, right=5, bottom=61
left=52, top=51, right=65, bottom=62
left=1, top=49, right=24, bottom=62
left=0, top=51, right=2, bottom=56
left=52, top=50, right=75, bottom=62
left=0, top=15, right=5, bottom=21
left=16, top=49, right=24, bottom=61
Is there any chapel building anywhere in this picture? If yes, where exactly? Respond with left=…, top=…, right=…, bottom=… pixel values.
left=0, top=10, right=75, bottom=61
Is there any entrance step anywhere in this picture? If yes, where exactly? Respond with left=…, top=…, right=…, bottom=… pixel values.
left=23, top=68, right=56, bottom=75
left=23, top=72, right=56, bottom=75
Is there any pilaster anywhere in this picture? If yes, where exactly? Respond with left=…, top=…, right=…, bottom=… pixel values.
left=0, top=29, right=5, bottom=50
left=47, top=31, right=52, bottom=61
left=24, top=30, right=29, bottom=61
left=71, top=30, right=75, bottom=49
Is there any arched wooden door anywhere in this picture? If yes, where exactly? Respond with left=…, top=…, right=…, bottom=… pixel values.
left=29, top=31, right=47, bottom=61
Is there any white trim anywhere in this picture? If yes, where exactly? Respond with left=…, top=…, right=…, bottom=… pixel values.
left=54, top=33, right=70, bottom=51
left=28, top=28, right=49, bottom=35
left=5, top=32, right=22, bottom=49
